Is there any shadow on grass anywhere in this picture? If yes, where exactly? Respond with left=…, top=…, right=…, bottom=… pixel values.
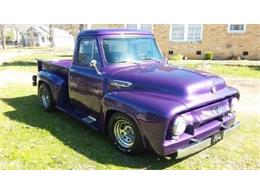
left=251, top=66, right=260, bottom=71
left=57, top=54, right=73, bottom=58
left=2, top=61, right=36, bottom=67
left=2, top=95, right=189, bottom=169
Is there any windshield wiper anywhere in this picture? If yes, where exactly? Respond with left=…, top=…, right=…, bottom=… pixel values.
left=139, top=57, right=161, bottom=62
left=115, top=58, right=161, bottom=65
left=116, top=60, right=139, bottom=64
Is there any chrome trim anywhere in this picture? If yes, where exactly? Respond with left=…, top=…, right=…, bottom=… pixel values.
left=87, top=116, right=96, bottom=122
left=82, top=116, right=97, bottom=124
left=200, top=104, right=230, bottom=121
left=110, top=80, right=132, bottom=88
left=211, top=85, right=216, bottom=94
left=175, top=121, right=240, bottom=159
left=114, top=119, right=135, bottom=148
left=90, top=59, right=102, bottom=75
left=41, top=88, right=49, bottom=108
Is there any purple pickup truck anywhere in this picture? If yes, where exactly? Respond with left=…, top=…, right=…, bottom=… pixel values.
left=32, top=29, right=240, bottom=158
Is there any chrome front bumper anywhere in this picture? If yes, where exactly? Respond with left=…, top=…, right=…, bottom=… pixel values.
left=175, top=121, right=240, bottom=159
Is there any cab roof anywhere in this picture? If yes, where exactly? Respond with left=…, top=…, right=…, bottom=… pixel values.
left=78, top=28, right=153, bottom=36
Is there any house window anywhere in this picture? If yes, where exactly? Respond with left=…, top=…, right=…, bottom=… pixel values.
left=125, top=24, right=153, bottom=32
left=140, top=24, right=153, bottom=31
left=171, top=24, right=185, bottom=41
left=126, top=24, right=138, bottom=29
left=170, top=24, right=203, bottom=42
left=41, top=37, right=45, bottom=42
left=228, top=24, right=246, bottom=33
left=188, top=24, right=202, bottom=41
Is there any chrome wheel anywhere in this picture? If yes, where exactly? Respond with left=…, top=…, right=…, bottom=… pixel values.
left=41, top=88, right=49, bottom=108
left=114, top=119, right=135, bottom=148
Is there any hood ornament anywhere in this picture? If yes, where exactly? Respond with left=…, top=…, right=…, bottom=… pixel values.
left=211, top=85, right=217, bottom=94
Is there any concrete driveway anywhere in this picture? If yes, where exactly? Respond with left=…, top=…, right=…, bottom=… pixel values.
left=226, top=78, right=260, bottom=115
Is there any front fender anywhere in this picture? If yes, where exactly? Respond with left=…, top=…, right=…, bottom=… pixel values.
left=102, top=91, right=187, bottom=154
left=38, top=71, right=67, bottom=104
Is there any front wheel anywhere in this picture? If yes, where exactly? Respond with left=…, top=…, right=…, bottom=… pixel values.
left=108, top=113, right=144, bottom=154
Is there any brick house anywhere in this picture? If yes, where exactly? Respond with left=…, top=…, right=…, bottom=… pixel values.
left=87, top=24, right=260, bottom=60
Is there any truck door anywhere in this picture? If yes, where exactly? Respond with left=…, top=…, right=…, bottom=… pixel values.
left=69, top=36, right=103, bottom=113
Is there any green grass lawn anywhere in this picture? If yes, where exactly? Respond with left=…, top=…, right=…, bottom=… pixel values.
left=0, top=55, right=260, bottom=169
left=171, top=63, right=260, bottom=79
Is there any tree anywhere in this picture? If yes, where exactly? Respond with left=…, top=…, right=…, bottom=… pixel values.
left=52, top=24, right=80, bottom=38
left=28, top=27, right=35, bottom=47
left=13, top=24, right=20, bottom=45
left=79, top=24, right=88, bottom=32
left=49, top=24, right=55, bottom=48
left=0, top=24, right=6, bottom=49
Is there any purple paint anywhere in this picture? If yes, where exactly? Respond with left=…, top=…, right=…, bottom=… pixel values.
left=34, top=29, right=240, bottom=157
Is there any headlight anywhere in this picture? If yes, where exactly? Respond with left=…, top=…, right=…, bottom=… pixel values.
left=230, top=97, right=239, bottom=112
left=172, top=116, right=186, bottom=136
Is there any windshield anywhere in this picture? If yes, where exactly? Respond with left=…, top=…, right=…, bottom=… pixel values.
left=102, top=37, right=163, bottom=64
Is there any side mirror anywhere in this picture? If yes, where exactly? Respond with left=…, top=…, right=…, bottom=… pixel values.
left=90, top=59, right=97, bottom=68
left=90, top=59, right=102, bottom=75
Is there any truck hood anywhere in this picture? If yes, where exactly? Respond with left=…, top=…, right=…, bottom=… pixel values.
left=109, top=63, right=230, bottom=109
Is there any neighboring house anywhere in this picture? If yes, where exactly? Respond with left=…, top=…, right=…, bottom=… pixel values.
left=20, top=25, right=74, bottom=49
left=87, top=24, right=260, bottom=60
left=52, top=28, right=75, bottom=49
left=21, top=25, right=50, bottom=47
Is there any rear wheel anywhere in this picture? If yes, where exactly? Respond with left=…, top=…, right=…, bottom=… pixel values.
left=108, top=112, right=144, bottom=154
left=39, top=83, right=55, bottom=112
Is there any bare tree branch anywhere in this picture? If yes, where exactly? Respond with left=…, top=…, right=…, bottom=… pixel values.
left=0, top=24, right=6, bottom=49
left=79, top=24, right=88, bottom=31
left=49, top=24, right=55, bottom=48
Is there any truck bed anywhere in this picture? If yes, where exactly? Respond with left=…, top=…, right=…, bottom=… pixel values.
left=37, top=59, right=72, bottom=79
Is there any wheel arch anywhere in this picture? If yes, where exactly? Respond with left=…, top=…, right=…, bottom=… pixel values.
left=38, top=80, right=53, bottom=99
left=38, top=71, right=67, bottom=104
left=104, top=109, right=139, bottom=132
left=102, top=91, right=187, bottom=154
left=104, top=108, right=149, bottom=150
left=38, top=80, right=49, bottom=90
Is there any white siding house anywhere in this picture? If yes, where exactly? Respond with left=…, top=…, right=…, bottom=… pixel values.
left=53, top=28, right=75, bottom=49
left=20, top=25, right=74, bottom=49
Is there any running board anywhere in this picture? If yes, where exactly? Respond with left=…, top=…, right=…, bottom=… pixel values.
left=56, top=104, right=101, bottom=131
left=82, top=116, right=97, bottom=124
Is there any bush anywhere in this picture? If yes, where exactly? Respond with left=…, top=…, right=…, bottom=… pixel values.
left=169, top=54, right=183, bottom=61
left=204, top=51, right=214, bottom=60
left=5, top=31, right=14, bottom=42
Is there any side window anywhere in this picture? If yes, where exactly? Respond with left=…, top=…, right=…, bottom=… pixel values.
left=77, top=38, right=101, bottom=66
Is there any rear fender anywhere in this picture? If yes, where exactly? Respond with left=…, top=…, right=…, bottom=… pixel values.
left=38, top=71, right=68, bottom=104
